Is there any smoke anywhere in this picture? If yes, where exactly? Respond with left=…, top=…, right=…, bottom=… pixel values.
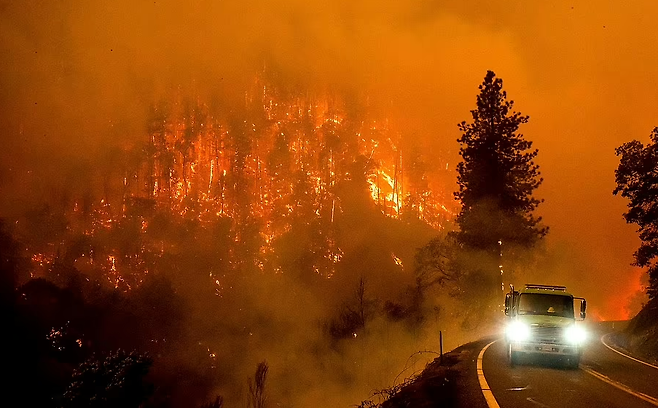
left=3, top=0, right=658, bottom=405
left=132, top=219, right=482, bottom=407
left=0, top=0, right=521, bottom=162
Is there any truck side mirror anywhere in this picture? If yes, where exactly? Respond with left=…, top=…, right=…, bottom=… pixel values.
left=580, top=299, right=587, bottom=319
left=504, top=293, right=511, bottom=316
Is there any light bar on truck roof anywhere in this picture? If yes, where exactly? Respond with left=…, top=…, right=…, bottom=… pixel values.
left=524, top=284, right=567, bottom=292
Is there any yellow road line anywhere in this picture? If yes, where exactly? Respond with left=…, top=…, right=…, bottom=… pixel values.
left=477, top=340, right=501, bottom=408
left=582, top=367, right=658, bottom=407
left=601, top=333, right=658, bottom=370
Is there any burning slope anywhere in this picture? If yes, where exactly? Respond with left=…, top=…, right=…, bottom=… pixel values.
left=18, top=77, right=456, bottom=290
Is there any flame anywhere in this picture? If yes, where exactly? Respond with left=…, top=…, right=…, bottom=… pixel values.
left=107, top=255, right=126, bottom=289
left=31, top=253, right=52, bottom=268
left=24, top=76, right=456, bottom=287
left=392, top=253, right=403, bottom=268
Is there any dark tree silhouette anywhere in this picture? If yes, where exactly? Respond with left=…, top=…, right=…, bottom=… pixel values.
left=454, top=70, right=547, bottom=251
left=0, top=220, right=19, bottom=304
left=248, top=361, right=268, bottom=408
left=614, top=128, right=658, bottom=299
left=327, top=276, right=374, bottom=340
left=199, top=396, right=224, bottom=408
left=414, top=235, right=462, bottom=291
left=402, top=142, right=430, bottom=222
left=0, top=220, right=44, bottom=405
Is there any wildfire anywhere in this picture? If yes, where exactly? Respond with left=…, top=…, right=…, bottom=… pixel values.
left=132, top=81, right=451, bottom=228
left=31, top=253, right=52, bottom=268
left=392, top=253, right=403, bottom=268
left=23, top=76, right=455, bottom=287
left=106, top=255, right=136, bottom=291
left=367, top=168, right=402, bottom=215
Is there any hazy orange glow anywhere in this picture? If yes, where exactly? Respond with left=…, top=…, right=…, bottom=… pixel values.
left=2, top=0, right=656, bottom=319
left=603, top=267, right=647, bottom=321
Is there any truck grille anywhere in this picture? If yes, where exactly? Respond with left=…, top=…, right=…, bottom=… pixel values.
left=531, top=326, right=562, bottom=344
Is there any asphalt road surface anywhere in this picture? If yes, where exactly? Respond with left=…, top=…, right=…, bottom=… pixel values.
left=478, top=323, right=658, bottom=408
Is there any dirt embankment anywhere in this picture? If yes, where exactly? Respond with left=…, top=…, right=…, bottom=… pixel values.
left=611, top=298, right=658, bottom=364
left=363, top=339, right=491, bottom=408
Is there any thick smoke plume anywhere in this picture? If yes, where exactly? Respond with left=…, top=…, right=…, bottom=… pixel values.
left=3, top=1, right=655, bottom=318
left=2, top=0, right=657, bottom=406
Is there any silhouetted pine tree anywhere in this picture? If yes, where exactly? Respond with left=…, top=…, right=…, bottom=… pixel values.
left=454, top=70, right=547, bottom=252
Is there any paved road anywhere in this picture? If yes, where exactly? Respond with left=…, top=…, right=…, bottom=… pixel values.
left=479, top=323, right=658, bottom=408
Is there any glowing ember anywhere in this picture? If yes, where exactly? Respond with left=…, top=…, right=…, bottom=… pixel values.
left=392, top=253, right=403, bottom=268
left=31, top=253, right=52, bottom=267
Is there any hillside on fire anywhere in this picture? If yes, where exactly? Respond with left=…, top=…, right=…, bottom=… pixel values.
left=3, top=1, right=658, bottom=408
left=1, top=81, right=462, bottom=407
left=0, top=66, right=556, bottom=407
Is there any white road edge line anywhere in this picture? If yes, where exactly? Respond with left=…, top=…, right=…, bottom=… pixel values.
left=477, top=340, right=501, bottom=408
left=582, top=366, right=658, bottom=407
left=601, top=333, right=658, bottom=370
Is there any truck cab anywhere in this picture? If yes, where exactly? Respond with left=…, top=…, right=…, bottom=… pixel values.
left=504, top=284, right=587, bottom=368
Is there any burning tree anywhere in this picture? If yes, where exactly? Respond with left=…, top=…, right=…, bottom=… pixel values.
left=6, top=76, right=463, bottom=407
left=16, top=76, right=455, bottom=292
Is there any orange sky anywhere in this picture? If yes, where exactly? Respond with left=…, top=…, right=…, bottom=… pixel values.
left=1, top=0, right=655, bottom=319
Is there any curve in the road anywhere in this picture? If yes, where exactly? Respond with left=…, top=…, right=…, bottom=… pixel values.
left=600, top=333, right=658, bottom=370
left=581, top=365, right=658, bottom=407
left=479, top=331, right=658, bottom=408
left=477, top=340, right=501, bottom=408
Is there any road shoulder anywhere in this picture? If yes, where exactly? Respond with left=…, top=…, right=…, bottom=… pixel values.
left=380, top=338, right=495, bottom=408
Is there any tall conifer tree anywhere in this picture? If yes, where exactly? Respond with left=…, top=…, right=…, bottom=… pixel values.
left=455, top=71, right=547, bottom=254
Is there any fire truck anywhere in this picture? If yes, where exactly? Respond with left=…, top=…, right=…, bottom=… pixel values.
left=504, top=284, right=587, bottom=368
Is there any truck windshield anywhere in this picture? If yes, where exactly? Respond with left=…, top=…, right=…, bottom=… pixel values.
left=517, top=293, right=574, bottom=318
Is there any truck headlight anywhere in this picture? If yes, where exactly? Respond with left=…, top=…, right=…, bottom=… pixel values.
left=506, top=321, right=531, bottom=342
left=564, top=325, right=587, bottom=344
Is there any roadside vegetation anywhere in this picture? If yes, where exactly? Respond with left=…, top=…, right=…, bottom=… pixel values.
left=613, top=128, right=658, bottom=363
left=617, top=297, right=658, bottom=363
